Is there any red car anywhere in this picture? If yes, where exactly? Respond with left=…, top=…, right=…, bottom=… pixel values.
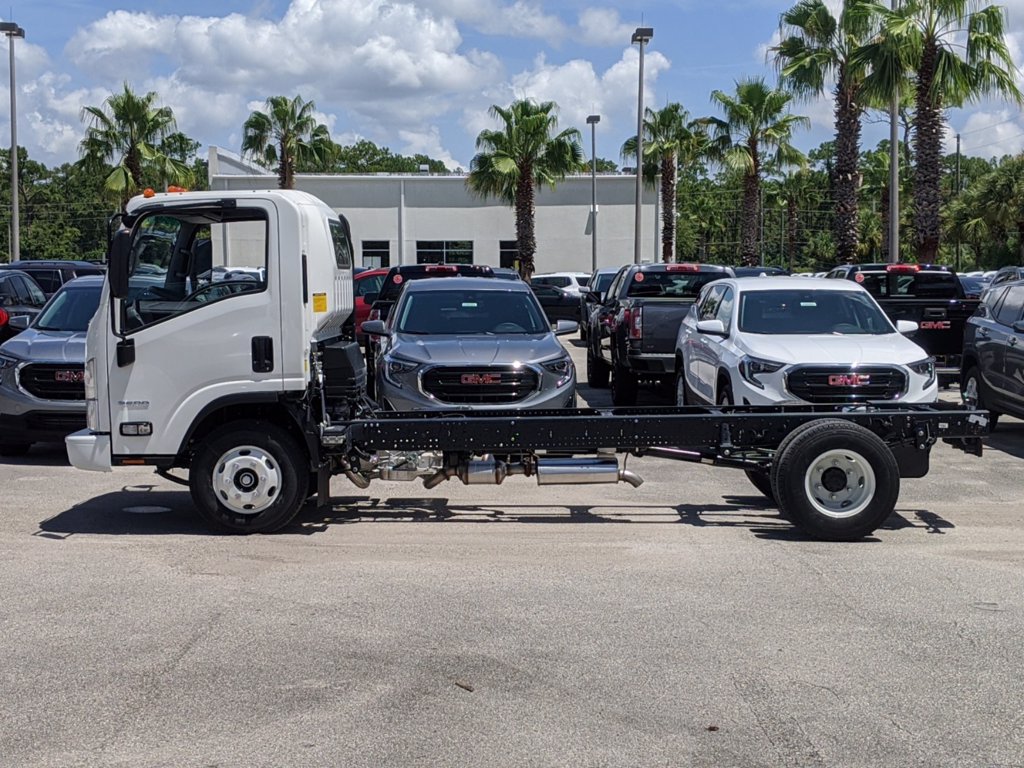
left=354, top=268, right=389, bottom=342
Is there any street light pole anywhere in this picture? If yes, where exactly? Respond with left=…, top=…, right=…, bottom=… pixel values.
left=1, top=22, right=24, bottom=263
left=632, top=26, right=653, bottom=265
left=586, top=114, right=600, bottom=273
left=888, top=0, right=899, bottom=264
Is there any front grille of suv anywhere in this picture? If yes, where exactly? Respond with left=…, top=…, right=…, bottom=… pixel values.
left=421, top=366, right=539, bottom=404
left=19, top=363, right=86, bottom=401
left=786, top=366, right=906, bottom=403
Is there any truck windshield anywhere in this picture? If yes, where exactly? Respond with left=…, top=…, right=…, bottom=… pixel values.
left=626, top=271, right=724, bottom=298
left=738, top=290, right=893, bottom=335
left=34, top=286, right=101, bottom=332
left=396, top=289, right=549, bottom=335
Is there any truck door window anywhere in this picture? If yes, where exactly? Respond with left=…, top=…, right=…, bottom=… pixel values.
left=698, top=286, right=725, bottom=320
left=329, top=219, right=353, bottom=270
left=714, top=288, right=734, bottom=328
left=994, top=287, right=1024, bottom=327
left=119, top=209, right=269, bottom=334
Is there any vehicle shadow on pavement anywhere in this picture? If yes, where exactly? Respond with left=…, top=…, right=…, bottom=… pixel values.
left=984, top=421, right=1024, bottom=461
left=0, top=443, right=71, bottom=467
left=36, top=486, right=208, bottom=537
left=36, top=490, right=955, bottom=539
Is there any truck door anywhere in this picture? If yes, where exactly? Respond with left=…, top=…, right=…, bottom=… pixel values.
left=107, top=201, right=282, bottom=459
left=993, top=286, right=1024, bottom=404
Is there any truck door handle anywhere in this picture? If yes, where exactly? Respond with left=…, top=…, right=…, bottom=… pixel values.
left=252, top=336, right=274, bottom=373
left=1011, top=337, right=1019, bottom=347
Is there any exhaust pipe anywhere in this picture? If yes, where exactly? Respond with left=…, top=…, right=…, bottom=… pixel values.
left=535, top=458, right=641, bottom=486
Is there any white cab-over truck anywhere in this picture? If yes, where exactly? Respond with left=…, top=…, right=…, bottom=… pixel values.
left=67, top=189, right=988, bottom=540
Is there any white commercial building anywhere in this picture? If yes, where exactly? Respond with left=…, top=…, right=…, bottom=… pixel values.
left=208, top=147, right=660, bottom=273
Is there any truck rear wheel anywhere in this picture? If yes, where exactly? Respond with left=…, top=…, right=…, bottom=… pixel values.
left=611, top=362, right=638, bottom=406
left=189, top=422, right=309, bottom=534
left=773, top=420, right=899, bottom=541
left=587, top=350, right=610, bottom=388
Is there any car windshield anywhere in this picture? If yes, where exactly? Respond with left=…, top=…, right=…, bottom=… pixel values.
left=34, top=286, right=101, bottom=332
left=626, top=271, right=725, bottom=298
left=396, top=289, right=549, bottom=335
left=738, top=290, right=893, bottom=335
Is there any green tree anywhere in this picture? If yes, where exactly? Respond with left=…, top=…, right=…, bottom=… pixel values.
left=706, top=78, right=808, bottom=265
left=773, top=0, right=875, bottom=264
left=467, top=99, right=584, bottom=279
left=241, top=95, right=334, bottom=189
left=858, top=0, right=1022, bottom=261
left=79, top=83, right=190, bottom=209
left=621, top=103, right=718, bottom=262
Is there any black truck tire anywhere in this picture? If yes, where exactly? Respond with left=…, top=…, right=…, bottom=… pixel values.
left=189, top=421, right=309, bottom=534
left=961, top=367, right=1000, bottom=431
left=773, top=419, right=899, bottom=541
left=611, top=361, right=638, bottom=406
left=587, top=350, right=610, bottom=388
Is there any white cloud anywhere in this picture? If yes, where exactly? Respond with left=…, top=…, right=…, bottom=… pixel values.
left=577, top=9, right=634, bottom=47
left=398, top=126, right=461, bottom=170
left=420, top=0, right=568, bottom=43
left=958, top=110, right=1024, bottom=158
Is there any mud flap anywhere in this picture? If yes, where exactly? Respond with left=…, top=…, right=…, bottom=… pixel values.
left=890, top=444, right=931, bottom=479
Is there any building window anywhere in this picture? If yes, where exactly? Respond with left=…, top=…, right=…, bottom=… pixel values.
left=362, top=240, right=390, bottom=269
left=416, top=240, right=473, bottom=265
left=499, top=240, right=519, bottom=270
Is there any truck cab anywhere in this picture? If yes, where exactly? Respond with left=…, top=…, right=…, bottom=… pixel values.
left=67, top=190, right=354, bottom=483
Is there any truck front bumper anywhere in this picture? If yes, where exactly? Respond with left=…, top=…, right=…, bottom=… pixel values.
left=65, top=430, right=112, bottom=472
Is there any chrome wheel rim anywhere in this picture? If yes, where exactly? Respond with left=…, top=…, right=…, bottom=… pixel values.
left=212, top=445, right=281, bottom=514
left=803, top=449, right=876, bottom=519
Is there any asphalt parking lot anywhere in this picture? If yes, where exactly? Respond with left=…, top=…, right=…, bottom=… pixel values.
left=2, top=335, right=1023, bottom=767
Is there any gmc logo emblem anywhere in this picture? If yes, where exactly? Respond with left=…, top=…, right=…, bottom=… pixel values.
left=828, top=374, right=871, bottom=387
left=919, top=320, right=951, bottom=330
left=460, top=373, right=502, bottom=385
left=54, top=370, right=85, bottom=383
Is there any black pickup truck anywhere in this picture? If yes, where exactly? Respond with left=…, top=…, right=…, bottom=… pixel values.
left=824, top=263, right=980, bottom=382
left=585, top=263, right=733, bottom=405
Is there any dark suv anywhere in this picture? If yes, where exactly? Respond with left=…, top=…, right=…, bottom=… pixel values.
left=0, top=260, right=105, bottom=298
left=961, top=279, right=1024, bottom=429
left=0, top=270, right=48, bottom=343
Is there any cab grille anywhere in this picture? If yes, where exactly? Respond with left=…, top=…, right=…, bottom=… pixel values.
left=19, top=364, right=86, bottom=401
left=422, top=366, right=538, bottom=404
left=786, top=366, right=906, bottom=403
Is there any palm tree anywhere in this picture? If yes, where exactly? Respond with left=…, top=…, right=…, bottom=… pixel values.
left=79, top=83, right=189, bottom=209
left=621, top=104, right=719, bottom=262
left=467, top=100, right=584, bottom=279
left=241, top=95, right=333, bottom=189
left=706, top=79, right=809, bottom=266
left=858, top=0, right=1022, bottom=262
left=773, top=0, right=875, bottom=264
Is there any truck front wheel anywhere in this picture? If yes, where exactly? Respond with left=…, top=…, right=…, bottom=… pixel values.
left=773, top=420, right=899, bottom=541
left=189, top=422, right=309, bottom=533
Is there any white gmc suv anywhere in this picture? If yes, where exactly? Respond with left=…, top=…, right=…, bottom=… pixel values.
left=674, top=277, right=937, bottom=406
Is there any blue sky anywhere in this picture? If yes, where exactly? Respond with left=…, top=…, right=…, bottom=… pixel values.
left=4, top=0, right=1024, bottom=171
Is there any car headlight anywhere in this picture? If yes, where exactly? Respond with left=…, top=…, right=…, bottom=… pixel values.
left=907, top=357, right=936, bottom=389
left=0, top=353, right=19, bottom=388
left=738, top=356, right=785, bottom=389
left=383, top=357, right=420, bottom=387
left=542, top=356, right=574, bottom=388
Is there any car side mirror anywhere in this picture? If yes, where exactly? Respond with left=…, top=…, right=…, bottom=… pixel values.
left=896, top=319, right=919, bottom=334
left=362, top=292, right=378, bottom=305
left=1013, top=321, right=1024, bottom=334
left=553, top=320, right=579, bottom=336
left=108, top=228, right=132, bottom=299
left=360, top=320, right=389, bottom=337
left=585, top=290, right=602, bottom=303
left=696, top=319, right=727, bottom=336
left=9, top=314, right=30, bottom=331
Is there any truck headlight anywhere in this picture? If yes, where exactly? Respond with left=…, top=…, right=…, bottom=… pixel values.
left=0, top=353, right=17, bottom=388
left=542, top=356, right=574, bottom=388
left=738, top=356, right=784, bottom=389
left=908, top=357, right=936, bottom=389
left=383, top=357, right=419, bottom=387
left=84, top=357, right=96, bottom=401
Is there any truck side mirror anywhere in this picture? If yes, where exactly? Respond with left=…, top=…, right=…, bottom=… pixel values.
left=585, top=290, right=602, bottom=303
left=108, top=229, right=133, bottom=299
left=361, top=320, right=389, bottom=337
